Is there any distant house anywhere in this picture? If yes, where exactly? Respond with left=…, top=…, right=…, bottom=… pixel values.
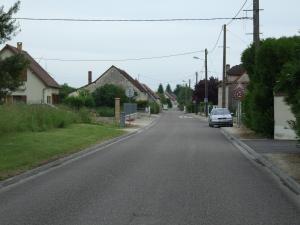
left=218, top=64, right=249, bottom=111
left=165, top=92, right=178, bottom=108
left=71, top=65, right=154, bottom=102
left=0, top=43, right=60, bottom=104
left=274, top=93, right=297, bottom=140
left=141, top=83, right=160, bottom=103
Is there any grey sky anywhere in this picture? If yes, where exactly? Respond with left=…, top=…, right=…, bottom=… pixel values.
left=1, top=0, right=299, bottom=90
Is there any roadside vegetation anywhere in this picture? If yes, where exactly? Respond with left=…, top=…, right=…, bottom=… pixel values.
left=241, top=36, right=300, bottom=137
left=0, top=104, right=90, bottom=134
left=0, top=123, right=124, bottom=180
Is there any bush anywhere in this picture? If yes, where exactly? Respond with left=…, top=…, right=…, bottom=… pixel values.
left=135, top=100, right=149, bottom=109
left=0, top=104, right=92, bottom=135
left=93, top=84, right=128, bottom=107
left=96, top=107, right=115, bottom=117
left=149, top=102, right=160, bottom=114
left=166, top=98, right=173, bottom=108
left=241, top=36, right=300, bottom=137
left=64, top=90, right=95, bottom=109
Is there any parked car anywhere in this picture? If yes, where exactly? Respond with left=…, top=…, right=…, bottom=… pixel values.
left=208, top=108, right=233, bottom=127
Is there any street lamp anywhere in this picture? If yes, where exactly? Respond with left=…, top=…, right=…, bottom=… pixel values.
left=193, top=55, right=208, bottom=116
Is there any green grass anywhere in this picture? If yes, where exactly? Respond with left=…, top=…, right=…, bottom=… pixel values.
left=0, top=104, right=92, bottom=134
left=0, top=123, right=125, bottom=180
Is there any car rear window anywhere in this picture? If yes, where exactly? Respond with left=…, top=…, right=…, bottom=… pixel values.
left=211, top=108, right=230, bottom=115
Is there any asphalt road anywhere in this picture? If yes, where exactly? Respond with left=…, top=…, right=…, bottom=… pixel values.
left=0, top=111, right=299, bottom=225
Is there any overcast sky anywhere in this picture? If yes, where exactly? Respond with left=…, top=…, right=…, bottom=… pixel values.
left=1, top=0, right=299, bottom=90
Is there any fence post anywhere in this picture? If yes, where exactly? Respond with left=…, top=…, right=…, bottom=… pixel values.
left=115, top=98, right=120, bottom=124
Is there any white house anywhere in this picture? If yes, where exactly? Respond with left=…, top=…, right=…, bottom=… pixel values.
left=0, top=43, right=60, bottom=104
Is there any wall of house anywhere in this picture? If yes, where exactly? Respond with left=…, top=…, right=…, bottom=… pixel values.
left=274, top=96, right=297, bottom=140
left=1, top=49, right=59, bottom=104
left=76, top=67, right=148, bottom=101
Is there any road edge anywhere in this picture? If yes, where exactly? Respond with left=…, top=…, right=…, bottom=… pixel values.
left=0, top=115, right=160, bottom=190
left=220, top=128, right=300, bottom=195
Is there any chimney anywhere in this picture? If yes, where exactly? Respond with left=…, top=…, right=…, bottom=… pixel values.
left=17, top=42, right=23, bottom=52
left=88, top=71, right=92, bottom=84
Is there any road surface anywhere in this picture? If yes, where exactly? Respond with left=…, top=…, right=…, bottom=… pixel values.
left=0, top=111, right=299, bottom=225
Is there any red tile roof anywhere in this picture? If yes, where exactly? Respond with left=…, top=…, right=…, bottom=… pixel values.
left=142, top=83, right=160, bottom=100
left=1, top=45, right=60, bottom=88
left=227, top=64, right=246, bottom=76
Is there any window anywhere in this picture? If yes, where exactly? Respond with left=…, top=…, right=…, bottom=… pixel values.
left=13, top=95, right=27, bottom=104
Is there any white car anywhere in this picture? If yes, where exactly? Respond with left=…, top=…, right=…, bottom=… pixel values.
left=208, top=108, right=233, bottom=127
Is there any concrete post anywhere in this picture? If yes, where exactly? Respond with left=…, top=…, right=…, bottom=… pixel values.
left=115, top=98, right=120, bottom=124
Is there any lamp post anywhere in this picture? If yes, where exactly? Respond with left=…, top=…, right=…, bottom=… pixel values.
left=193, top=56, right=206, bottom=116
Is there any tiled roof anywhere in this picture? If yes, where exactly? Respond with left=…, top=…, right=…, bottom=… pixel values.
left=2, top=45, right=60, bottom=88
left=142, top=83, right=160, bottom=100
left=227, top=64, right=246, bottom=76
left=113, top=66, right=146, bottom=93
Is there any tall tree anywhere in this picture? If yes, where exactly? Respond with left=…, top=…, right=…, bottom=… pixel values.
left=193, top=77, right=219, bottom=105
left=165, top=84, right=172, bottom=93
left=157, top=83, right=164, bottom=94
left=0, top=1, right=28, bottom=103
left=0, top=1, right=20, bottom=44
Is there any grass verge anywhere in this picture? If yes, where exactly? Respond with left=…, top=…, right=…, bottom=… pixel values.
left=0, top=123, right=125, bottom=180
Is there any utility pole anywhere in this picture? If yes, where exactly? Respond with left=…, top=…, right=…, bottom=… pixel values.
left=253, top=0, right=260, bottom=49
left=222, top=24, right=227, bottom=108
left=205, top=48, right=208, bottom=117
left=195, top=72, right=199, bottom=115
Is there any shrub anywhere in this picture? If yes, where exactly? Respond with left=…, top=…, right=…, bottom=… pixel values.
left=64, top=90, right=95, bottom=109
left=96, top=107, right=115, bottom=117
left=93, top=84, right=128, bottom=107
left=166, top=98, right=173, bottom=108
left=135, top=100, right=149, bottom=109
left=241, top=36, right=300, bottom=137
left=149, top=102, right=160, bottom=114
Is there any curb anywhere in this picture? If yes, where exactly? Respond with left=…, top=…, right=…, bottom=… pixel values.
left=220, top=128, right=300, bottom=195
left=0, top=115, right=160, bottom=190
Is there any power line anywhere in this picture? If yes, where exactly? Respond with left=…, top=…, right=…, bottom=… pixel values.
left=14, top=17, right=251, bottom=22
left=227, top=0, right=249, bottom=26
left=36, top=50, right=205, bottom=62
left=227, top=28, right=249, bottom=44
left=208, top=26, right=223, bottom=53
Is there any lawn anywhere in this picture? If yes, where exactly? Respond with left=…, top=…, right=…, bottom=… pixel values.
left=0, top=124, right=125, bottom=180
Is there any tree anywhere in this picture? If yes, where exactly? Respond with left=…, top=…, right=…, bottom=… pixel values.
left=0, top=53, right=28, bottom=102
left=193, top=77, right=219, bottom=105
left=59, top=83, right=76, bottom=102
left=0, top=1, right=29, bottom=103
left=157, top=84, right=164, bottom=94
left=241, top=36, right=300, bottom=137
left=92, top=84, right=128, bottom=107
left=165, top=84, right=172, bottom=93
left=0, top=1, right=20, bottom=44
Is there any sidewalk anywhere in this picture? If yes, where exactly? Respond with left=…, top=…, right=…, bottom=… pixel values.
left=222, top=125, right=300, bottom=190
left=123, top=113, right=159, bottom=133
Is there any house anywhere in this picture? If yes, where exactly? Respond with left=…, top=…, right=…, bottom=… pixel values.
left=71, top=65, right=152, bottom=102
left=274, top=93, right=297, bottom=140
left=165, top=91, right=178, bottom=108
left=0, top=43, right=60, bottom=104
left=218, top=64, right=249, bottom=111
left=141, top=83, right=161, bottom=104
